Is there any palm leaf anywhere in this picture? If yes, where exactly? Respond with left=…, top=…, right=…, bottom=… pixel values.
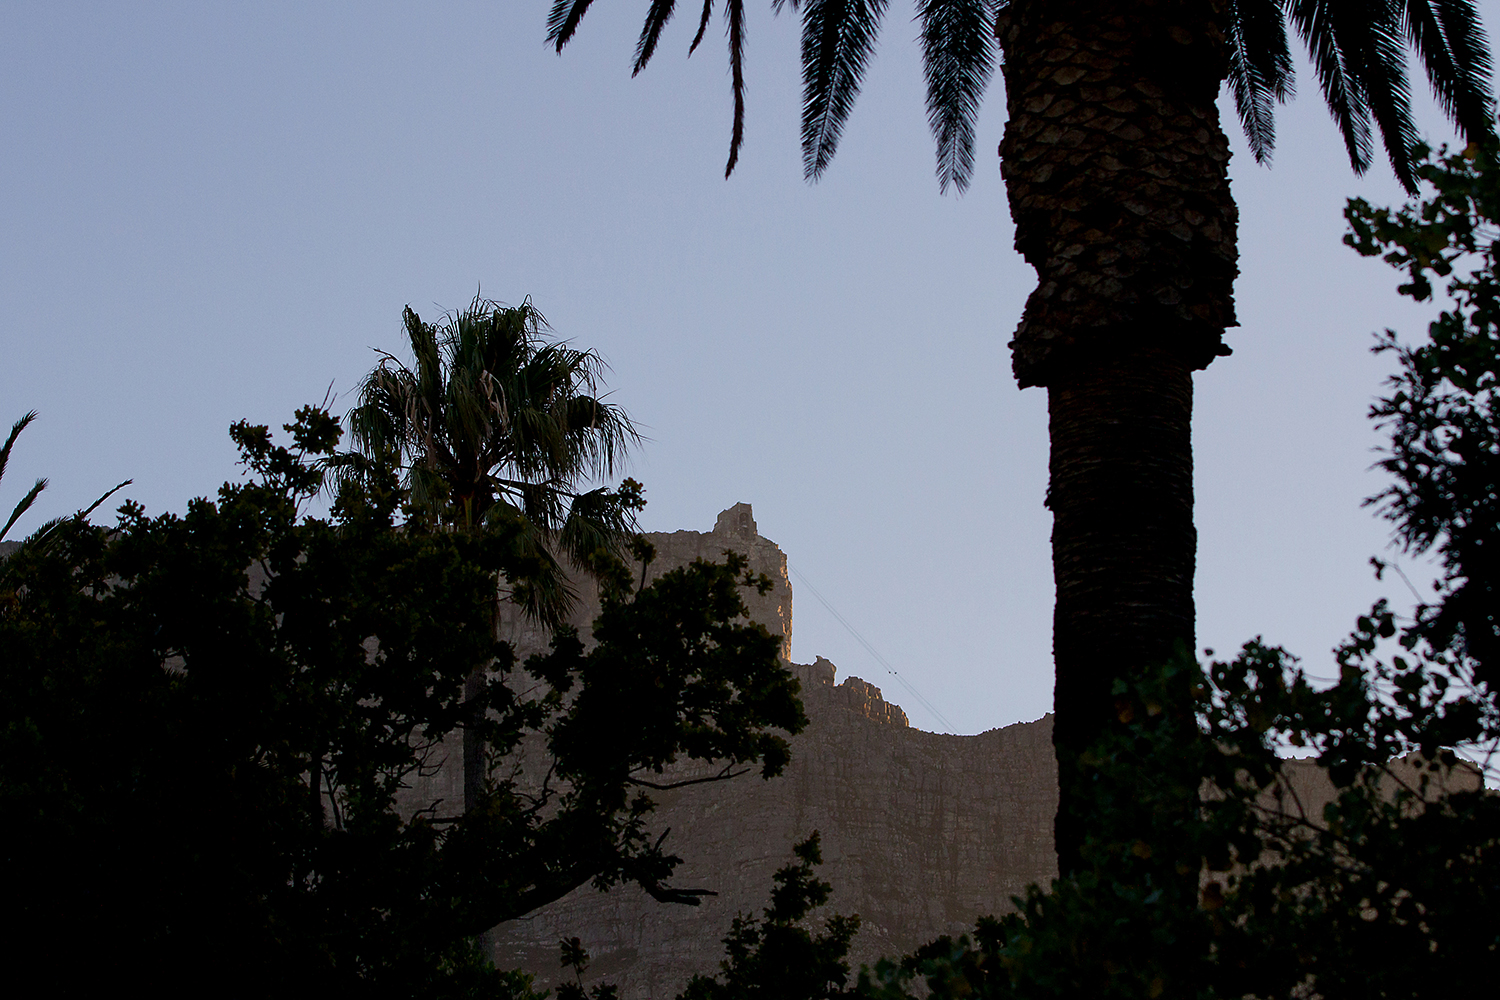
left=1354, top=2, right=1421, bottom=192
left=1403, top=0, right=1495, bottom=144
left=547, top=0, right=600, bottom=53
left=801, top=0, right=889, bottom=182
left=2, top=477, right=47, bottom=542
left=726, top=0, right=749, bottom=177
left=1, top=410, right=45, bottom=542
left=1289, top=0, right=1492, bottom=191
left=75, top=479, right=132, bottom=521
left=635, top=0, right=680, bottom=74
left=559, top=486, right=643, bottom=571
left=0, top=410, right=39, bottom=487
left=1289, top=0, right=1375, bottom=175
left=917, top=0, right=997, bottom=194
left=1227, top=0, right=1295, bottom=164
left=690, top=0, right=716, bottom=55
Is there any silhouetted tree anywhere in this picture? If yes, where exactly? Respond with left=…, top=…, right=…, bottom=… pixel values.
left=546, top=0, right=1495, bottom=873
left=329, top=295, right=643, bottom=815
left=1349, top=140, right=1500, bottom=693
left=556, top=835, right=861, bottom=1000
left=0, top=407, right=802, bottom=996
left=861, top=140, right=1500, bottom=1000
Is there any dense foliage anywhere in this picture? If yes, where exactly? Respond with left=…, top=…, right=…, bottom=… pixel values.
left=679, top=833, right=862, bottom=1000
left=1349, top=144, right=1500, bottom=691
left=558, top=835, right=862, bottom=1000
left=0, top=407, right=803, bottom=996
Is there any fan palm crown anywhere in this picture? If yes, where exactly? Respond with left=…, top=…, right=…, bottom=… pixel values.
left=334, top=295, right=641, bottom=622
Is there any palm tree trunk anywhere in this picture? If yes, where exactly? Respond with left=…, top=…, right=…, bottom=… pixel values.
left=464, top=582, right=509, bottom=814
left=463, top=586, right=507, bottom=962
left=1048, top=352, right=1195, bottom=873
left=996, top=0, right=1237, bottom=873
left=462, top=667, right=486, bottom=814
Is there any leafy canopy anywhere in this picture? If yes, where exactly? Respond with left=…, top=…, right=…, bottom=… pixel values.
left=1349, top=142, right=1500, bottom=686
left=0, top=404, right=804, bottom=996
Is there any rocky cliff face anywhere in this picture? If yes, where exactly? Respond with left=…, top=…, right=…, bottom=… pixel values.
left=490, top=683, right=1057, bottom=998
left=469, top=506, right=1059, bottom=998
left=494, top=502, right=794, bottom=663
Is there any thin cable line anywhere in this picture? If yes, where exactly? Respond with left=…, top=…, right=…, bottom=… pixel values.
left=1374, top=555, right=1429, bottom=606
left=788, top=566, right=955, bottom=733
left=1389, top=562, right=1428, bottom=606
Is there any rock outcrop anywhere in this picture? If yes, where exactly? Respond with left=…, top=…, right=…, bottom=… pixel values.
left=471, top=506, right=1059, bottom=998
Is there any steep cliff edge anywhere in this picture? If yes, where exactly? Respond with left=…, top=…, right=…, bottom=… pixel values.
left=489, top=685, right=1057, bottom=998
left=475, top=506, right=1059, bottom=998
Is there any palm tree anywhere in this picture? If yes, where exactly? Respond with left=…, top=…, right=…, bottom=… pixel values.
left=333, top=294, right=640, bottom=811
left=547, top=1, right=1495, bottom=872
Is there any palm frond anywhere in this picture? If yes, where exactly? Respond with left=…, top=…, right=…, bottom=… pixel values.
left=2, top=477, right=47, bottom=542
left=1404, top=0, right=1495, bottom=143
left=1357, top=2, right=1421, bottom=192
left=409, top=465, right=450, bottom=521
left=15, top=515, right=66, bottom=553
left=490, top=498, right=577, bottom=625
left=0, top=410, right=39, bottom=487
left=319, top=448, right=380, bottom=499
left=690, top=0, right=715, bottom=55
left=1288, top=0, right=1492, bottom=191
left=559, top=486, right=643, bottom=569
left=346, top=361, right=415, bottom=459
left=635, top=0, right=680, bottom=74
left=1, top=410, right=45, bottom=542
left=547, top=0, right=600, bottom=53
left=917, top=0, right=997, bottom=194
left=1226, top=0, right=1295, bottom=164
left=726, top=0, right=749, bottom=177
left=1289, top=0, right=1375, bottom=175
left=801, top=0, right=889, bottom=181
left=76, top=479, right=132, bottom=521
left=564, top=395, right=641, bottom=480
left=531, top=479, right=575, bottom=532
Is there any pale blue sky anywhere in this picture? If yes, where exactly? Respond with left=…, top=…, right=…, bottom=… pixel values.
left=2, top=2, right=1487, bottom=733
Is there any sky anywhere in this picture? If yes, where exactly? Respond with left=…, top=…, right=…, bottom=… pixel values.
left=2, top=2, right=1491, bottom=734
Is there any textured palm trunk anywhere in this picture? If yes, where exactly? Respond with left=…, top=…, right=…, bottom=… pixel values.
left=462, top=668, right=486, bottom=814
left=463, top=588, right=505, bottom=814
left=461, top=667, right=494, bottom=961
left=464, top=483, right=503, bottom=817
left=1048, top=354, right=1196, bottom=873
left=995, top=0, right=1237, bottom=874
left=463, top=590, right=505, bottom=962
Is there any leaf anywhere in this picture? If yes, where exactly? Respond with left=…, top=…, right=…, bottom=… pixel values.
left=917, top=0, right=997, bottom=194
left=800, top=0, right=889, bottom=181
